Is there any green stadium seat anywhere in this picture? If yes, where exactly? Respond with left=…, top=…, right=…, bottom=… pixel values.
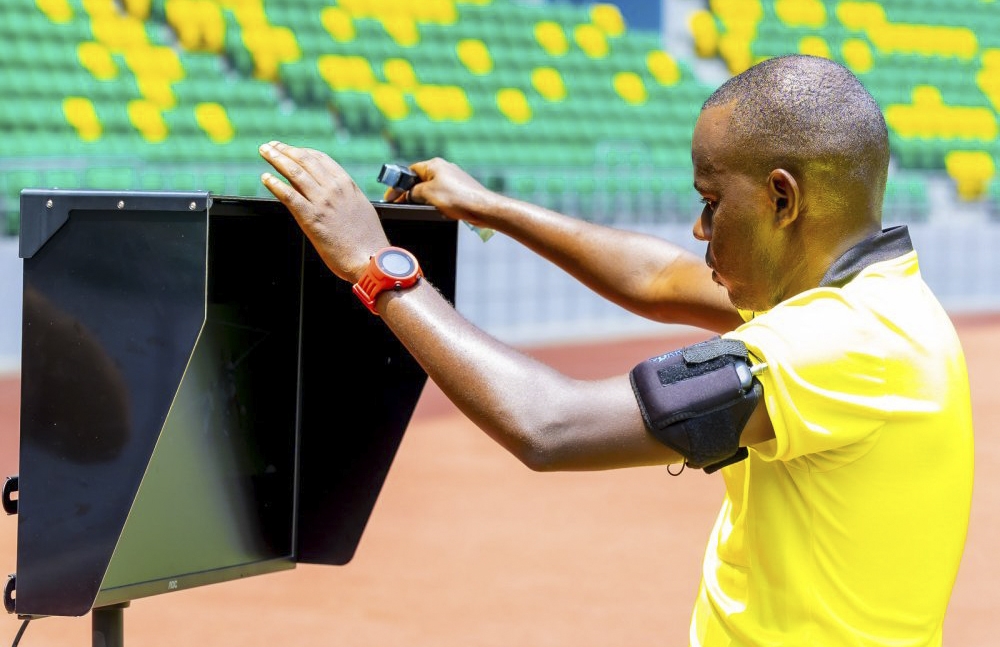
left=85, top=166, right=138, bottom=190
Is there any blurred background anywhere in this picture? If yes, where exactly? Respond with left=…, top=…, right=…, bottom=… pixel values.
left=1, top=0, right=1000, bottom=366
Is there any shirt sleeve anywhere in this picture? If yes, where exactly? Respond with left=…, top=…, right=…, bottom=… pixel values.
left=726, top=294, right=890, bottom=464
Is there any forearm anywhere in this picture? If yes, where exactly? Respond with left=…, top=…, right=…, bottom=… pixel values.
left=473, top=195, right=743, bottom=332
left=254, top=142, right=692, bottom=468
left=376, top=279, right=682, bottom=471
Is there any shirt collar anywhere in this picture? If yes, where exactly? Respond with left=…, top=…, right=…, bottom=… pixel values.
left=818, top=225, right=914, bottom=288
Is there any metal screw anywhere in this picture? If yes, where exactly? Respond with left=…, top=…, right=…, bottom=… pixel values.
left=189, top=201, right=197, bottom=210
left=46, top=199, right=53, bottom=208
left=117, top=200, right=125, bottom=209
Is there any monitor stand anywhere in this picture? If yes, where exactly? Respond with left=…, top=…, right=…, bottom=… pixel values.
left=92, top=602, right=128, bottom=647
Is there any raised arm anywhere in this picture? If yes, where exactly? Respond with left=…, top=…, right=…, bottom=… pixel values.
left=258, top=142, right=685, bottom=471
left=393, top=158, right=744, bottom=334
left=258, top=142, right=773, bottom=472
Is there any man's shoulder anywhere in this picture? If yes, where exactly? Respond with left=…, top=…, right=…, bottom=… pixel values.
left=730, top=252, right=959, bottom=382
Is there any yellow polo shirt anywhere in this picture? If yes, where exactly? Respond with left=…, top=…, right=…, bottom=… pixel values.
left=691, top=231, right=974, bottom=646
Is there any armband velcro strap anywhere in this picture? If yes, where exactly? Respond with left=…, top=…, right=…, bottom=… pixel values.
left=629, top=337, right=762, bottom=473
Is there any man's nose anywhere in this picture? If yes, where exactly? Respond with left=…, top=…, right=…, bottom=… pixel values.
left=692, top=214, right=709, bottom=241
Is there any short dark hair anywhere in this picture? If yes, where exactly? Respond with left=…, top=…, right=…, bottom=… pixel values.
left=703, top=54, right=889, bottom=191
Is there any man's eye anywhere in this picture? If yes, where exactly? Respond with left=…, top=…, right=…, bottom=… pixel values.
left=700, top=198, right=716, bottom=211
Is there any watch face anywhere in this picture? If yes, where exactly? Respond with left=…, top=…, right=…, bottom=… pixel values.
left=377, top=249, right=417, bottom=278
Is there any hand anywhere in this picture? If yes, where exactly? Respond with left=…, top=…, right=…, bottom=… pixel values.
left=259, top=141, right=391, bottom=284
left=384, top=157, right=497, bottom=228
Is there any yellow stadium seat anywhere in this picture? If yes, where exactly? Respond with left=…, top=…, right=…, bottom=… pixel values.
left=242, top=25, right=301, bottom=81
left=383, top=58, right=419, bottom=90
left=37, top=0, right=74, bottom=22
left=457, top=38, right=493, bottom=75
left=124, top=46, right=184, bottom=81
left=136, top=77, right=176, bottom=109
left=945, top=150, right=995, bottom=200
left=381, top=15, right=419, bottom=46
left=688, top=10, right=719, bottom=58
left=194, top=102, right=235, bottom=143
left=707, top=0, right=760, bottom=73
left=573, top=23, right=608, bottom=58
left=318, top=54, right=376, bottom=91
left=531, top=67, right=566, bottom=101
left=719, top=32, right=753, bottom=74
left=647, top=50, right=681, bottom=86
left=321, top=6, right=356, bottom=42
left=122, top=0, right=150, bottom=20
left=977, top=50, right=1000, bottom=112
left=535, top=20, right=569, bottom=56
left=166, top=0, right=226, bottom=52
left=82, top=0, right=119, bottom=19
left=78, top=41, right=119, bottom=80
left=835, top=1, right=886, bottom=31
left=229, top=1, right=268, bottom=28
left=496, top=87, right=531, bottom=124
left=412, top=0, right=458, bottom=25
left=774, top=0, right=826, bottom=28
left=590, top=3, right=625, bottom=37
left=841, top=38, right=874, bottom=74
left=798, top=35, right=831, bottom=59
left=127, top=99, right=168, bottom=142
left=91, top=13, right=148, bottom=50
left=937, top=27, right=978, bottom=60
left=613, top=71, right=646, bottom=105
left=372, top=84, right=409, bottom=120
left=63, top=97, right=103, bottom=141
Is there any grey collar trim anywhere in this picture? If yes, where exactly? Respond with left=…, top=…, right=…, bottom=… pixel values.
left=818, top=225, right=914, bottom=288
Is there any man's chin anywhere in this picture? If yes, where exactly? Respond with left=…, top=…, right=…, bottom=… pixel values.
left=715, top=276, right=767, bottom=311
left=729, top=292, right=775, bottom=313
left=726, top=289, right=761, bottom=313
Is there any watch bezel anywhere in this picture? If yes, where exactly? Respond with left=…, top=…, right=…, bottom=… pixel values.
left=375, top=247, right=420, bottom=281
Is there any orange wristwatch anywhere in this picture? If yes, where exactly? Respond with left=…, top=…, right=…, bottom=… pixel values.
left=351, top=246, right=422, bottom=315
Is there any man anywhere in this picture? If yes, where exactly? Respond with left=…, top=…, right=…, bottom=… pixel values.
left=259, top=54, right=973, bottom=645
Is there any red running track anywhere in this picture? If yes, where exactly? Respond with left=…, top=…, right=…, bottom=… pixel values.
left=1, top=316, right=998, bottom=646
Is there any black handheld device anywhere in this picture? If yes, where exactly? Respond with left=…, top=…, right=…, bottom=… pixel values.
left=377, top=164, right=419, bottom=192
left=375, top=162, right=496, bottom=242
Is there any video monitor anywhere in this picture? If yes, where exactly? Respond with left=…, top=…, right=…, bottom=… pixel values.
left=7, top=190, right=457, bottom=617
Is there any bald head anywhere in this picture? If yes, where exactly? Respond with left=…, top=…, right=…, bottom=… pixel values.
left=703, top=55, right=889, bottom=215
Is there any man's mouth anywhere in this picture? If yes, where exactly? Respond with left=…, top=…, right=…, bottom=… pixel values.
left=704, top=251, right=723, bottom=286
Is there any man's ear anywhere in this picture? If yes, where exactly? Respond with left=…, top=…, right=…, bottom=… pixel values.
left=768, top=169, right=799, bottom=227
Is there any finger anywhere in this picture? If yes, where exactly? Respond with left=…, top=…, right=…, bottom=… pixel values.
left=260, top=171, right=304, bottom=210
left=258, top=142, right=317, bottom=193
left=383, top=187, right=407, bottom=203
left=409, top=159, right=432, bottom=181
left=407, top=184, right=427, bottom=205
left=258, top=141, right=332, bottom=198
left=269, top=140, right=344, bottom=180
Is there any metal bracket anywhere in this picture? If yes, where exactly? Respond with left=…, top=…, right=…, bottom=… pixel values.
left=18, top=189, right=212, bottom=258
left=4, top=574, right=14, bottom=614
left=2, top=476, right=16, bottom=515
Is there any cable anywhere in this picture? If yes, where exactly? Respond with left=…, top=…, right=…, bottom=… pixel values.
left=11, top=618, right=30, bottom=647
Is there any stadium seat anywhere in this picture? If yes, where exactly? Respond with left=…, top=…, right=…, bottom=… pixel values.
left=945, top=149, right=996, bottom=200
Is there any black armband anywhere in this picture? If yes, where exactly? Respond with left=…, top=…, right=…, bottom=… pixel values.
left=629, top=337, right=763, bottom=474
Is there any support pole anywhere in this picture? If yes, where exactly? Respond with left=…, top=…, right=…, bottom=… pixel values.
left=92, top=602, right=129, bottom=647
